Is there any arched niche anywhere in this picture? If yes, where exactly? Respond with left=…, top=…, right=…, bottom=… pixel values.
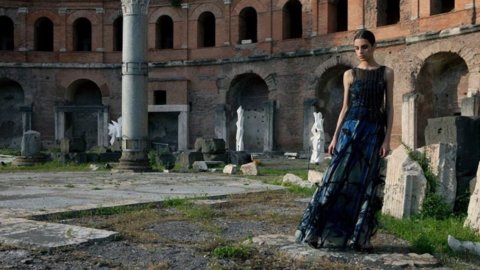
left=415, top=52, right=469, bottom=146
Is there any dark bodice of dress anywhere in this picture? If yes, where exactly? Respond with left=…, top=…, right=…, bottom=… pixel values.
left=345, top=66, right=387, bottom=124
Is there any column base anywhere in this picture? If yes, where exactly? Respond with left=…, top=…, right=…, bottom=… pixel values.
left=116, top=151, right=151, bottom=172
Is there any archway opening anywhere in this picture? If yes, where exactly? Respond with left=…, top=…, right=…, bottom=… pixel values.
left=431, top=0, right=455, bottom=15
left=0, top=16, right=14, bottom=50
left=35, top=17, right=54, bottom=51
left=415, top=52, right=468, bottom=147
left=198, top=12, right=215, bottom=48
left=113, top=16, right=123, bottom=51
left=377, top=0, right=400, bottom=26
left=156, top=15, right=174, bottom=49
left=282, top=0, right=302, bottom=39
left=316, top=65, right=351, bottom=145
left=239, top=7, right=257, bottom=43
left=227, top=73, right=269, bottom=152
left=0, top=79, right=24, bottom=148
left=73, top=18, right=92, bottom=51
left=66, top=79, right=102, bottom=149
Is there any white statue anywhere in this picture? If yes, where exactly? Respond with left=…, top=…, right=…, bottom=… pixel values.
left=310, top=112, right=325, bottom=164
left=108, top=117, right=122, bottom=145
left=236, top=106, right=244, bottom=151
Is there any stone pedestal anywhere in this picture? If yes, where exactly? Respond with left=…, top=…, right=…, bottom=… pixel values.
left=382, top=145, right=427, bottom=218
left=117, top=0, right=151, bottom=171
left=418, top=143, right=457, bottom=210
left=465, top=162, right=480, bottom=233
left=13, top=130, right=47, bottom=166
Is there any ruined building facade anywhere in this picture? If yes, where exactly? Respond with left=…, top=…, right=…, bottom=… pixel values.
left=0, top=0, right=479, bottom=152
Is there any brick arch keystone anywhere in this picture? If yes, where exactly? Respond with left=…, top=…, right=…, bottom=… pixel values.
left=60, top=77, right=110, bottom=101
left=66, top=11, right=100, bottom=25
left=190, top=3, right=223, bottom=20
left=232, top=0, right=268, bottom=15
left=276, top=0, right=308, bottom=10
left=27, top=10, right=62, bottom=25
left=149, top=6, right=183, bottom=23
left=218, top=66, right=277, bottom=104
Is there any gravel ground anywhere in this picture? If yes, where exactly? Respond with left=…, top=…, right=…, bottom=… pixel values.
left=0, top=190, right=422, bottom=270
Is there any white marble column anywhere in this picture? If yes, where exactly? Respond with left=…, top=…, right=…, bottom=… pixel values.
left=118, top=0, right=151, bottom=171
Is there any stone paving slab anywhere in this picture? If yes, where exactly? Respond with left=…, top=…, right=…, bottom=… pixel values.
left=247, top=234, right=449, bottom=269
left=0, top=218, right=117, bottom=250
left=0, top=171, right=283, bottom=250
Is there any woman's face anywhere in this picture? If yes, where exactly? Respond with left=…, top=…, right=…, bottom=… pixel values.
left=354, top=38, right=375, bottom=62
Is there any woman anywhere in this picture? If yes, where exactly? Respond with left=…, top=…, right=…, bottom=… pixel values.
left=295, top=29, right=394, bottom=251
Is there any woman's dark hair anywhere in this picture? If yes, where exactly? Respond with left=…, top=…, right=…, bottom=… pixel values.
left=354, top=29, right=376, bottom=46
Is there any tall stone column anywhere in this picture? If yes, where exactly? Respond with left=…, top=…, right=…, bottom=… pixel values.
left=118, top=0, right=151, bottom=171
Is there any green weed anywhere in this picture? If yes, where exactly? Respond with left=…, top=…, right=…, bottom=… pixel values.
left=380, top=215, right=480, bottom=255
left=212, top=244, right=252, bottom=259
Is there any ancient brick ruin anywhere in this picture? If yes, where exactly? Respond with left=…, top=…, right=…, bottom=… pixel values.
left=0, top=0, right=479, bottom=153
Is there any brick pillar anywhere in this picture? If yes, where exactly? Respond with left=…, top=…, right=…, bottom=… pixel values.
left=348, top=0, right=364, bottom=30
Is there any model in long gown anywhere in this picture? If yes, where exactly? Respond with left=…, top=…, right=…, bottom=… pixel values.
left=296, top=66, right=387, bottom=250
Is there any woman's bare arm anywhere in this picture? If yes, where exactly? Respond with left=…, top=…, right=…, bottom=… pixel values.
left=328, top=69, right=353, bottom=155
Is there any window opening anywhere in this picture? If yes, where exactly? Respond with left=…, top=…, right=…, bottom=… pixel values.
left=283, top=0, right=302, bottom=39
left=156, top=16, right=174, bottom=49
left=113, top=16, right=123, bottom=51
left=0, top=16, right=14, bottom=50
left=73, top=18, right=92, bottom=51
left=239, top=7, right=257, bottom=43
left=198, top=12, right=215, bottom=47
left=35, top=17, right=54, bottom=51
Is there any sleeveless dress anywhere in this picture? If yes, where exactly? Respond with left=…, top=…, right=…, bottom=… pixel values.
left=295, top=66, right=387, bottom=250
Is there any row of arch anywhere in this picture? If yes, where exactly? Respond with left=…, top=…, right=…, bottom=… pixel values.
left=0, top=0, right=302, bottom=52
left=1, top=0, right=458, bottom=52
left=0, top=47, right=472, bottom=151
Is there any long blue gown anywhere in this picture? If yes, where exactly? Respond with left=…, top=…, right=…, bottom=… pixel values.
left=296, top=66, right=387, bottom=250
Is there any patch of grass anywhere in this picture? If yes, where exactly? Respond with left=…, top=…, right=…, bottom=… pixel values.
left=282, top=182, right=316, bottom=196
left=181, top=205, right=216, bottom=220
left=35, top=203, right=157, bottom=221
left=258, top=167, right=308, bottom=179
left=380, top=214, right=480, bottom=255
left=212, top=244, right=252, bottom=259
left=162, top=197, right=190, bottom=208
left=0, top=148, right=20, bottom=156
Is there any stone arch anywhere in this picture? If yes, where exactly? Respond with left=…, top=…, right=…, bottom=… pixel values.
left=219, top=66, right=277, bottom=104
left=315, top=64, right=351, bottom=144
left=414, top=52, right=469, bottom=147
left=226, top=73, right=270, bottom=152
left=65, top=79, right=103, bottom=149
left=61, top=76, right=109, bottom=102
left=0, top=78, right=25, bottom=148
left=106, top=9, right=123, bottom=24
left=190, top=3, right=223, bottom=19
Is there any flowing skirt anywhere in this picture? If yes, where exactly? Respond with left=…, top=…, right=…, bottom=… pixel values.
left=296, top=119, right=385, bottom=250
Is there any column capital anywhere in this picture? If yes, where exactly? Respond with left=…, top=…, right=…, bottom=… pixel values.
left=121, top=0, right=150, bottom=15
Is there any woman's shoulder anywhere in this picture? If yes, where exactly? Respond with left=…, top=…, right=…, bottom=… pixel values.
left=383, top=66, right=394, bottom=80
